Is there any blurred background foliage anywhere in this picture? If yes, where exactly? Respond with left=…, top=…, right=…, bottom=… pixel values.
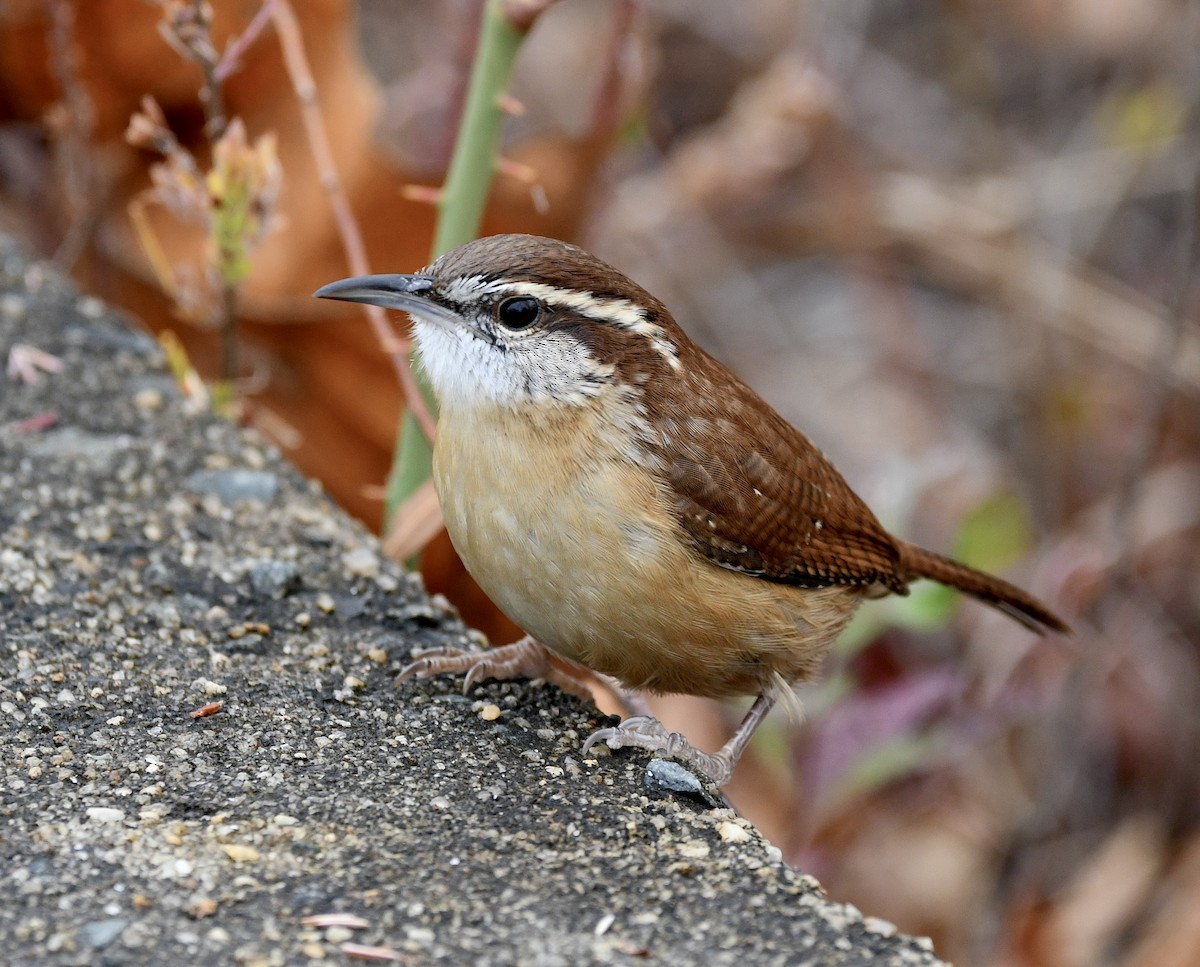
left=1, top=1, right=1198, bottom=963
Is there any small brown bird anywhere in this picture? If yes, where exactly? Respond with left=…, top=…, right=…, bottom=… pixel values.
left=315, top=234, right=1068, bottom=785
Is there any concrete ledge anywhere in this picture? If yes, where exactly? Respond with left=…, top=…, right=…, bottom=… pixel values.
left=0, top=238, right=945, bottom=965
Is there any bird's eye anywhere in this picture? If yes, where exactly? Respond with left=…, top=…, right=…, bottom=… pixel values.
left=496, top=296, right=541, bottom=330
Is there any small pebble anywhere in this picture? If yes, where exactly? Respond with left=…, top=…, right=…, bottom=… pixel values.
left=643, top=759, right=718, bottom=807
left=221, top=844, right=260, bottom=863
left=342, top=546, right=379, bottom=577
left=249, top=559, right=299, bottom=599
left=85, top=807, right=126, bottom=824
left=79, top=919, right=128, bottom=950
left=188, top=898, right=219, bottom=919
left=718, top=821, right=751, bottom=844
left=133, top=387, right=163, bottom=412
left=186, top=468, right=279, bottom=504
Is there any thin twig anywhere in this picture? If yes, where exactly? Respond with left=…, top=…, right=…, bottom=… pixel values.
left=215, top=0, right=278, bottom=82
left=190, top=0, right=228, bottom=139
left=43, top=0, right=98, bottom=270
left=588, top=0, right=640, bottom=140
left=498, top=0, right=560, bottom=33
left=269, top=0, right=437, bottom=443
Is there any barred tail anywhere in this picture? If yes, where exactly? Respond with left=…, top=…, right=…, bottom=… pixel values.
left=896, top=541, right=1070, bottom=635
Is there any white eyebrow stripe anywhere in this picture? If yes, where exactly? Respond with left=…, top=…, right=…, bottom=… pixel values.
left=444, top=276, right=682, bottom=371
left=494, top=280, right=648, bottom=330
left=440, top=274, right=489, bottom=305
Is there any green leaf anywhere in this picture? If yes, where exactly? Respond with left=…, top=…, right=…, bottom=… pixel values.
left=890, top=581, right=959, bottom=632
left=952, top=491, right=1032, bottom=574
left=838, top=727, right=948, bottom=800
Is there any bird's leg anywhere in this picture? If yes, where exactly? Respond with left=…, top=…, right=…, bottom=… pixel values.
left=590, top=672, right=654, bottom=718
left=582, top=693, right=776, bottom=787
left=396, top=634, right=596, bottom=703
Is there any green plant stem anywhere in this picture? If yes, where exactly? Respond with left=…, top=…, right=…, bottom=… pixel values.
left=431, top=3, right=524, bottom=258
left=220, top=283, right=238, bottom=382
left=386, top=1, right=526, bottom=533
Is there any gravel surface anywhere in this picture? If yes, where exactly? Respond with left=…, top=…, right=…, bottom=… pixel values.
left=0, top=237, right=946, bottom=966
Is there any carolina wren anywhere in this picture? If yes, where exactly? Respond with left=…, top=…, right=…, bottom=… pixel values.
left=315, top=234, right=1068, bottom=786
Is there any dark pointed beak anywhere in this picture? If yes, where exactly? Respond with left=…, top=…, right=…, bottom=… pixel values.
left=314, top=274, right=465, bottom=329
left=314, top=273, right=437, bottom=313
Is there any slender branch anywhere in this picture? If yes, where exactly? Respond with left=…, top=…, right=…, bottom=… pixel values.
left=588, top=0, right=639, bottom=141
left=192, top=2, right=228, bottom=139
left=215, top=0, right=278, bottom=82
left=498, top=0, right=560, bottom=34
left=270, top=0, right=438, bottom=443
left=429, top=1, right=527, bottom=258
left=43, top=0, right=98, bottom=269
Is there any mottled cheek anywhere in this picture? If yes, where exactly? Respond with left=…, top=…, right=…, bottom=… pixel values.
left=516, top=334, right=615, bottom=405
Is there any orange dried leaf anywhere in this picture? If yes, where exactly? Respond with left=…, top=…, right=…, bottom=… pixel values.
left=381, top=478, right=443, bottom=562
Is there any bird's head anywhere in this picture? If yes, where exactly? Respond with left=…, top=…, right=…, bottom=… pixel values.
left=314, top=234, right=685, bottom=410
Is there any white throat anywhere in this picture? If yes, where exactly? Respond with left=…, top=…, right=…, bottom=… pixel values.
left=411, top=317, right=614, bottom=410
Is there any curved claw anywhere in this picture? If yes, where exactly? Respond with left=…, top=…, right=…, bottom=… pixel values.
left=462, top=659, right=491, bottom=695
left=580, top=728, right=612, bottom=758
left=393, top=636, right=596, bottom=703
left=582, top=716, right=688, bottom=755
left=394, top=647, right=478, bottom=688
left=581, top=715, right=733, bottom=785
left=580, top=695, right=775, bottom=787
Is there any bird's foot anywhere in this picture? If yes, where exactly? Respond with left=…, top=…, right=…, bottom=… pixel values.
left=396, top=634, right=595, bottom=702
left=582, top=715, right=736, bottom=787
left=581, top=694, right=777, bottom=787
